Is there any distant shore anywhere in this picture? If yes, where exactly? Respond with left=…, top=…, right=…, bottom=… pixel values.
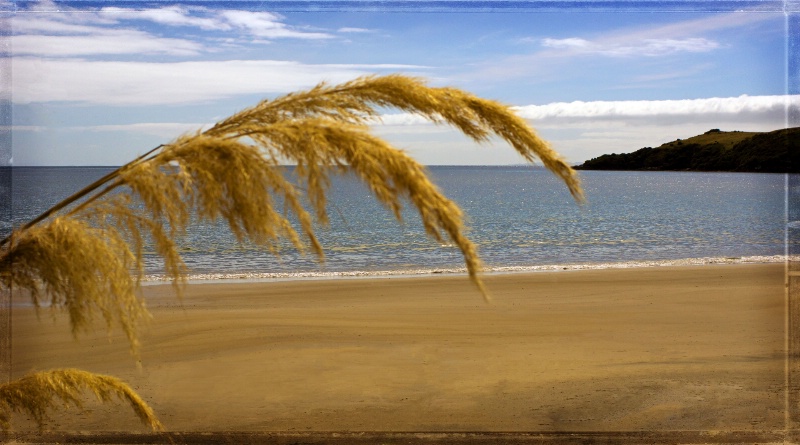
left=12, top=263, right=786, bottom=433
left=574, top=127, right=798, bottom=173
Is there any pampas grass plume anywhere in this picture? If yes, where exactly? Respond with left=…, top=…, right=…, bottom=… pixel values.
left=0, top=74, right=583, bottom=431
left=0, top=369, right=163, bottom=431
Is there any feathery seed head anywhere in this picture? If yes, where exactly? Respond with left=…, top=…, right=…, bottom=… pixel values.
left=1, top=74, right=582, bottom=351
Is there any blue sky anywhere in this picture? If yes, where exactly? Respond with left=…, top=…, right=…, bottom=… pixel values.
left=4, top=0, right=797, bottom=165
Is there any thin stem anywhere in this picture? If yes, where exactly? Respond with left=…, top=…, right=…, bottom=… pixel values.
left=0, top=145, right=166, bottom=248
left=66, top=177, right=125, bottom=219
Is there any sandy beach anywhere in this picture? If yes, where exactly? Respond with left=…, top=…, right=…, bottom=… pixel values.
left=9, top=263, right=786, bottom=433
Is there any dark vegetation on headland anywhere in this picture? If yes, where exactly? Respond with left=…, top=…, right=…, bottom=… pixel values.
left=574, top=127, right=799, bottom=173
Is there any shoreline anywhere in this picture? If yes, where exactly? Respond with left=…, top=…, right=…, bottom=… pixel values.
left=140, top=254, right=788, bottom=286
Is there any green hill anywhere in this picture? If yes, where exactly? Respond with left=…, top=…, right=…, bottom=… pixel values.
left=574, top=127, right=800, bottom=173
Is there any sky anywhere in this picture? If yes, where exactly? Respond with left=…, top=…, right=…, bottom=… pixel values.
left=3, top=0, right=798, bottom=166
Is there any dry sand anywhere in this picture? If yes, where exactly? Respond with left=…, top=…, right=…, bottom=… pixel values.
left=9, top=264, right=786, bottom=433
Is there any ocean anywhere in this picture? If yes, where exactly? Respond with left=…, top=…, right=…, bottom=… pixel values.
left=3, top=166, right=791, bottom=281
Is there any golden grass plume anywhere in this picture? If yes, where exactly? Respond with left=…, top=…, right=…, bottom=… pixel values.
left=0, top=74, right=582, bottom=432
left=0, top=368, right=163, bottom=431
left=1, top=75, right=582, bottom=348
left=0, top=217, right=148, bottom=353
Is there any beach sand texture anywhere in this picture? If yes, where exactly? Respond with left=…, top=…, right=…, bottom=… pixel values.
left=10, top=264, right=786, bottom=432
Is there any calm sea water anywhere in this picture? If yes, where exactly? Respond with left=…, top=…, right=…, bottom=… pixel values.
left=3, top=166, right=790, bottom=281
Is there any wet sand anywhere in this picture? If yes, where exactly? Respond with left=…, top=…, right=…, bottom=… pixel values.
left=9, top=264, right=786, bottom=433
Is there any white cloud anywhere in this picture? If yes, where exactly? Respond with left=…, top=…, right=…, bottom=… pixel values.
left=25, top=0, right=60, bottom=12
left=375, top=95, right=797, bottom=128
left=513, top=95, right=796, bottom=122
left=541, top=37, right=719, bottom=57
left=11, top=12, right=206, bottom=57
left=11, top=3, right=338, bottom=59
left=98, top=6, right=226, bottom=30
left=468, top=12, right=776, bottom=82
left=10, top=58, right=427, bottom=105
left=219, top=10, right=333, bottom=39
left=536, top=12, right=773, bottom=59
left=338, top=27, right=373, bottom=33
left=7, top=122, right=211, bottom=138
left=541, top=37, right=591, bottom=50
left=12, top=32, right=204, bottom=56
left=12, top=17, right=112, bottom=34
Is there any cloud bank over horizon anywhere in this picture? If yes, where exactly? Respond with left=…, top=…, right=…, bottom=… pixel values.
left=378, top=94, right=797, bottom=127
left=514, top=95, right=796, bottom=125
